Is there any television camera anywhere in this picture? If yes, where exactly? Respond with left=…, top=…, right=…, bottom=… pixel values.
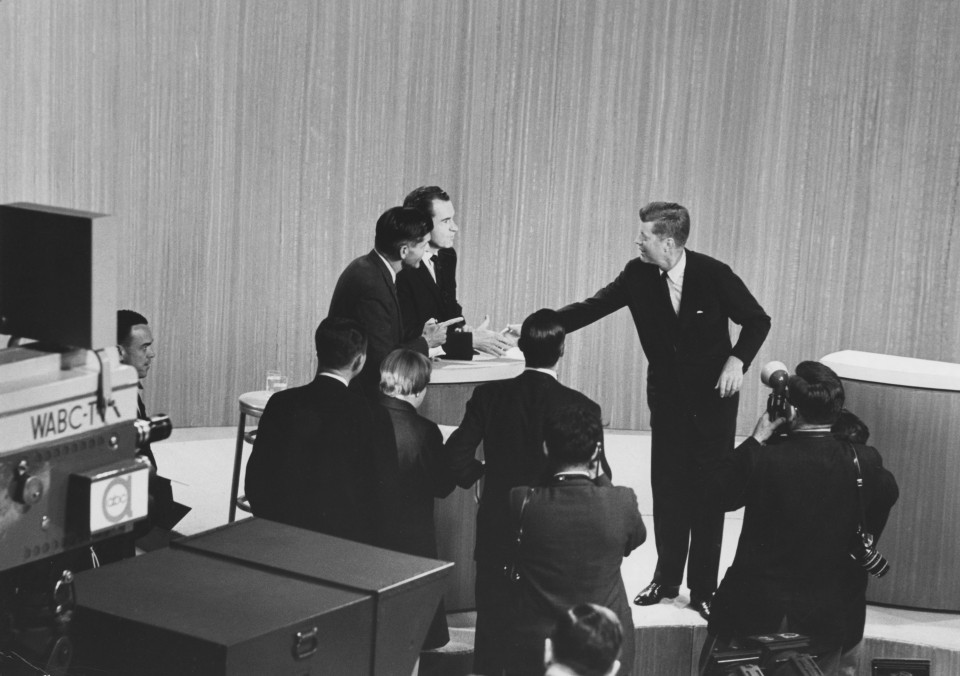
left=0, top=204, right=170, bottom=674
left=704, top=632, right=825, bottom=676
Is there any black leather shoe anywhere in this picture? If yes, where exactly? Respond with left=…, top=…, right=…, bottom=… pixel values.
left=633, top=582, right=680, bottom=606
left=688, top=595, right=712, bottom=621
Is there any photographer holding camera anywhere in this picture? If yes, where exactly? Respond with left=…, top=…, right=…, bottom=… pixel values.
left=699, top=361, right=899, bottom=676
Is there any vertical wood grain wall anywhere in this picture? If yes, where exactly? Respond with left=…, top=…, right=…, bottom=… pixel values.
left=2, top=0, right=958, bottom=432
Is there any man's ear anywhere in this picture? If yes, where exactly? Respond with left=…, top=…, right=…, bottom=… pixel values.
left=353, top=352, right=366, bottom=373
left=117, top=344, right=127, bottom=362
left=558, top=341, right=565, bottom=359
left=398, top=243, right=409, bottom=260
left=591, top=442, right=601, bottom=462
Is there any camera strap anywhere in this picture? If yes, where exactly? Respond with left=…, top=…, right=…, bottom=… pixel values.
left=506, top=488, right=535, bottom=584
left=514, top=488, right=535, bottom=552
left=843, top=440, right=870, bottom=542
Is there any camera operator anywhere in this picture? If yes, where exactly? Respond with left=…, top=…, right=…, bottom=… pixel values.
left=699, top=361, right=899, bottom=676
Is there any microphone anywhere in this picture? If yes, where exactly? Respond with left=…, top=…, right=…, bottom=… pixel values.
left=760, top=361, right=790, bottom=421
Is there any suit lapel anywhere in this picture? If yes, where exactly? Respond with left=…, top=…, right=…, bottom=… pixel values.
left=676, top=250, right=700, bottom=328
left=418, top=260, right=444, bottom=308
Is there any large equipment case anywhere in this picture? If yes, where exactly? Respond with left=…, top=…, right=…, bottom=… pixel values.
left=72, top=519, right=453, bottom=675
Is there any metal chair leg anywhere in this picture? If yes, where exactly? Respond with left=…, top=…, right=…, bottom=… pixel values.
left=228, top=412, right=246, bottom=523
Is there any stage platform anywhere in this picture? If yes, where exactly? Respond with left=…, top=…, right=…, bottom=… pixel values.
left=155, top=426, right=960, bottom=675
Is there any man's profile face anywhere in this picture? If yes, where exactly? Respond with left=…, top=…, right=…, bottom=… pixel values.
left=634, top=221, right=672, bottom=269
left=119, top=324, right=155, bottom=380
left=429, top=199, right=458, bottom=249
left=401, top=234, right=431, bottom=268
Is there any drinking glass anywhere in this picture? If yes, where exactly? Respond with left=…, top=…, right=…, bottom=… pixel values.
left=265, top=370, right=286, bottom=392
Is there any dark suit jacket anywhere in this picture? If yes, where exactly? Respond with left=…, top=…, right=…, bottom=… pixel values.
left=328, top=250, right=429, bottom=394
left=377, top=395, right=456, bottom=650
left=503, top=475, right=646, bottom=675
left=396, top=247, right=473, bottom=359
left=704, top=433, right=899, bottom=650
left=135, top=393, right=183, bottom=533
left=376, top=395, right=456, bottom=557
left=244, top=375, right=391, bottom=545
left=557, top=249, right=770, bottom=414
left=444, top=370, right=609, bottom=563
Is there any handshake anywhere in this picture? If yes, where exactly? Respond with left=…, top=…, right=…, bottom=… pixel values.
left=421, top=316, right=519, bottom=356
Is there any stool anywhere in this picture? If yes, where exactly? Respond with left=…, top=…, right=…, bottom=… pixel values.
left=228, top=390, right=273, bottom=523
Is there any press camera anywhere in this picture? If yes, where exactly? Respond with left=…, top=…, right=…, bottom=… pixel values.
left=0, top=203, right=169, bottom=674
left=760, top=361, right=791, bottom=421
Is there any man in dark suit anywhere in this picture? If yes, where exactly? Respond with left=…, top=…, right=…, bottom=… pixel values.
left=505, top=405, right=646, bottom=676
left=396, top=186, right=513, bottom=359
left=444, top=308, right=610, bottom=674
left=557, top=202, right=771, bottom=619
left=328, top=205, right=450, bottom=395
left=700, top=362, right=898, bottom=675
left=116, top=310, right=186, bottom=549
left=244, top=317, right=392, bottom=545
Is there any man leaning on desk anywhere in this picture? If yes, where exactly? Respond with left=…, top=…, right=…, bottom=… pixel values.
left=396, top=185, right=514, bottom=359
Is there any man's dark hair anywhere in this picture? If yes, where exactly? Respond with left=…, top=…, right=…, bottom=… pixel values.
left=551, top=603, right=623, bottom=676
left=517, top=308, right=565, bottom=368
left=374, top=206, right=433, bottom=259
left=787, top=360, right=845, bottom=425
left=403, top=185, right=450, bottom=219
left=117, top=309, right=149, bottom=346
left=833, top=408, right=870, bottom=444
left=639, top=201, right=690, bottom=247
left=544, top=405, right=603, bottom=467
left=315, top=317, right=368, bottom=371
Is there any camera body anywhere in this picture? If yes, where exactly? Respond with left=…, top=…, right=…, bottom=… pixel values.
left=760, top=361, right=791, bottom=421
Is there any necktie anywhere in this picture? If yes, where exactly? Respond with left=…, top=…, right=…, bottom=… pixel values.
left=661, top=270, right=679, bottom=318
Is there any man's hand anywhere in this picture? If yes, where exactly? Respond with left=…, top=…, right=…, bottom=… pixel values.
left=422, top=317, right=461, bottom=348
left=462, top=315, right=514, bottom=355
left=750, top=411, right=785, bottom=444
left=497, top=322, right=521, bottom=347
left=715, top=356, right=744, bottom=398
left=472, top=327, right=513, bottom=356
left=461, top=314, right=487, bottom=333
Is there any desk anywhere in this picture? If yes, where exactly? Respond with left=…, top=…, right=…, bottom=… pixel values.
left=420, top=356, right=525, bottom=612
left=821, top=350, right=960, bottom=611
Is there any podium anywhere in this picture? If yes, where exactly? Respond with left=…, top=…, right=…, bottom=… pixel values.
left=821, top=350, right=960, bottom=611
left=421, top=355, right=524, bottom=611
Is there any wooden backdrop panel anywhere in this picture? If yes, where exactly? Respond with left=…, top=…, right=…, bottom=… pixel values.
left=1, top=0, right=958, bottom=431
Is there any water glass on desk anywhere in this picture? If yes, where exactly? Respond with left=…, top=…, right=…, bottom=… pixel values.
left=265, top=370, right=288, bottom=393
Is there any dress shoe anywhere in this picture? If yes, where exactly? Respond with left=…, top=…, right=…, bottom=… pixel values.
left=633, top=582, right=680, bottom=606
left=688, top=594, right=712, bottom=621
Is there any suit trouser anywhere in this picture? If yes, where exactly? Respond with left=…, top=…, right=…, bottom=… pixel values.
left=649, top=393, right=736, bottom=596
left=473, top=561, right=511, bottom=675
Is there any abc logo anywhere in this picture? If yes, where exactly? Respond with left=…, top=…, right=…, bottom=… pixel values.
left=101, top=475, right=133, bottom=523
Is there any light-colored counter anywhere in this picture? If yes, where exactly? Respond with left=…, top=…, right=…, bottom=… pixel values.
left=821, top=350, right=960, bottom=612
left=422, top=354, right=525, bottom=612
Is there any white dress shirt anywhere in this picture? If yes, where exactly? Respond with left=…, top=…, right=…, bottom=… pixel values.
left=663, top=249, right=686, bottom=316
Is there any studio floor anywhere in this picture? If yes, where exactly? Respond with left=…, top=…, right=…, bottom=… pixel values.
left=153, top=425, right=960, bottom=672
